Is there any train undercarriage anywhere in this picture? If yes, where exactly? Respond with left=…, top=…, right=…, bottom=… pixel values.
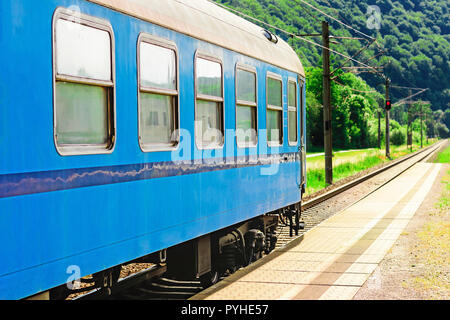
left=40, top=203, right=302, bottom=300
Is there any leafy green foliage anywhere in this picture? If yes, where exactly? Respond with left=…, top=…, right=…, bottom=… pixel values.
left=391, top=127, right=406, bottom=145
left=215, top=0, right=449, bottom=110
left=305, top=67, right=385, bottom=148
left=214, top=0, right=450, bottom=144
left=435, top=143, right=450, bottom=164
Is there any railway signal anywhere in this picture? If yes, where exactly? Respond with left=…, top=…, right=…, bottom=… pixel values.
left=322, top=21, right=333, bottom=185
left=385, top=77, right=391, bottom=159
left=385, top=100, right=391, bottom=111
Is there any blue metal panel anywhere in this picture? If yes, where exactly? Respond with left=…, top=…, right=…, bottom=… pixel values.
left=0, top=0, right=304, bottom=299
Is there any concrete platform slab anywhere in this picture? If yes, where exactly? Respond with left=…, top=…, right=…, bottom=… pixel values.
left=190, top=163, right=442, bottom=300
left=318, top=286, right=361, bottom=300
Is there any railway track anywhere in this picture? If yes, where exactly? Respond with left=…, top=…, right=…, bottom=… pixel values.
left=76, top=142, right=444, bottom=300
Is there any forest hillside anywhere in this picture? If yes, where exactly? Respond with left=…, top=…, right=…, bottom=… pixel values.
left=214, top=0, right=450, bottom=146
left=215, top=0, right=449, bottom=112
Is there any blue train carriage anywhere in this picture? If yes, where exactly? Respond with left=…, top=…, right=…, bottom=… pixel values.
left=0, top=0, right=306, bottom=299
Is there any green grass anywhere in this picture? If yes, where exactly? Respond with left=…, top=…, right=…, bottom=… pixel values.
left=407, top=169, right=450, bottom=298
left=305, top=154, right=385, bottom=195
left=304, top=140, right=440, bottom=196
left=436, top=169, right=450, bottom=210
left=435, top=142, right=450, bottom=164
left=307, top=148, right=378, bottom=170
left=305, top=146, right=362, bottom=155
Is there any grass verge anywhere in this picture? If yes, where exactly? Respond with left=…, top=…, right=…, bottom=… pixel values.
left=304, top=141, right=437, bottom=195
left=435, top=141, right=450, bottom=164
left=409, top=168, right=450, bottom=298
left=306, top=154, right=384, bottom=195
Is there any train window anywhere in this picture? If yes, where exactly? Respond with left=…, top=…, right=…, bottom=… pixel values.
left=300, top=80, right=305, bottom=144
left=236, top=65, right=257, bottom=147
left=138, top=35, right=179, bottom=151
left=266, top=74, right=283, bottom=146
left=288, top=79, right=298, bottom=145
left=56, top=20, right=111, bottom=81
left=53, top=9, right=115, bottom=155
left=195, top=53, right=224, bottom=149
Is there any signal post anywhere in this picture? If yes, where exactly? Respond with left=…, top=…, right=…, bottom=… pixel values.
left=322, top=21, right=333, bottom=185
left=385, top=78, right=391, bottom=159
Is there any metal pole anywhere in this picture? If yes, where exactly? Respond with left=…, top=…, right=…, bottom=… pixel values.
left=385, top=77, right=390, bottom=159
left=408, top=89, right=412, bottom=151
left=420, top=104, right=423, bottom=148
left=377, top=110, right=381, bottom=149
left=322, top=21, right=333, bottom=185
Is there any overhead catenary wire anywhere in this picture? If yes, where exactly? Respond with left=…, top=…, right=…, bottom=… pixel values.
left=390, top=85, right=426, bottom=91
left=209, top=0, right=392, bottom=99
left=209, top=2, right=428, bottom=124
left=341, top=66, right=384, bottom=69
left=297, top=0, right=321, bottom=23
left=333, top=79, right=378, bottom=93
left=297, top=0, right=388, bottom=59
left=361, top=51, right=385, bottom=65
left=322, top=0, right=355, bottom=32
left=330, top=38, right=378, bottom=77
left=392, top=88, right=429, bottom=107
left=208, top=0, right=381, bottom=73
left=294, top=0, right=376, bottom=41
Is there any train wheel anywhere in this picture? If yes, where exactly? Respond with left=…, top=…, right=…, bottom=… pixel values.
left=199, top=269, right=219, bottom=288
left=255, top=250, right=263, bottom=261
left=228, top=265, right=237, bottom=274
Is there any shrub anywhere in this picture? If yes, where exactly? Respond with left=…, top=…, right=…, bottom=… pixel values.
left=391, top=127, right=406, bottom=145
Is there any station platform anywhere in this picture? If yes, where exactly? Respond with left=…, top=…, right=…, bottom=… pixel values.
left=191, top=162, right=442, bottom=300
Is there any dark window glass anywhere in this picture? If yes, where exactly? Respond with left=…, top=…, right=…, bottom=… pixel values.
left=54, top=16, right=114, bottom=154
left=138, top=40, right=178, bottom=150
left=236, top=105, right=257, bottom=145
left=55, top=82, right=109, bottom=145
left=236, top=69, right=256, bottom=102
left=288, top=81, right=298, bottom=144
left=195, top=56, right=224, bottom=148
left=139, top=93, right=175, bottom=145
left=267, top=77, right=282, bottom=107
left=195, top=100, right=223, bottom=146
left=196, top=58, right=222, bottom=97
left=267, top=109, right=282, bottom=143
left=140, top=42, right=176, bottom=90
left=236, top=68, right=257, bottom=146
left=56, top=19, right=111, bottom=81
left=266, top=75, right=283, bottom=145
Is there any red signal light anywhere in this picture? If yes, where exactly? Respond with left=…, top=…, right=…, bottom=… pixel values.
left=386, top=100, right=391, bottom=111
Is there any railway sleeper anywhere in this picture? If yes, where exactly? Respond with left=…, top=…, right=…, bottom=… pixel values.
left=48, top=265, right=122, bottom=300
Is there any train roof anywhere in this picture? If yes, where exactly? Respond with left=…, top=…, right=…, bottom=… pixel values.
left=86, top=0, right=305, bottom=77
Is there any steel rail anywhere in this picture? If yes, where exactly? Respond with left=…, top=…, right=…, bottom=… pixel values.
left=190, top=142, right=443, bottom=301
left=75, top=264, right=167, bottom=300
left=77, top=141, right=442, bottom=300
left=302, top=141, right=442, bottom=211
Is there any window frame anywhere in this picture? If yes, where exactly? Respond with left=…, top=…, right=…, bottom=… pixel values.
left=266, top=72, right=284, bottom=147
left=52, top=7, right=116, bottom=156
left=235, top=63, right=258, bottom=149
left=137, top=33, right=180, bottom=152
left=299, top=77, right=306, bottom=186
left=288, top=77, right=298, bottom=146
left=299, top=78, right=305, bottom=145
left=194, top=51, right=225, bottom=150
